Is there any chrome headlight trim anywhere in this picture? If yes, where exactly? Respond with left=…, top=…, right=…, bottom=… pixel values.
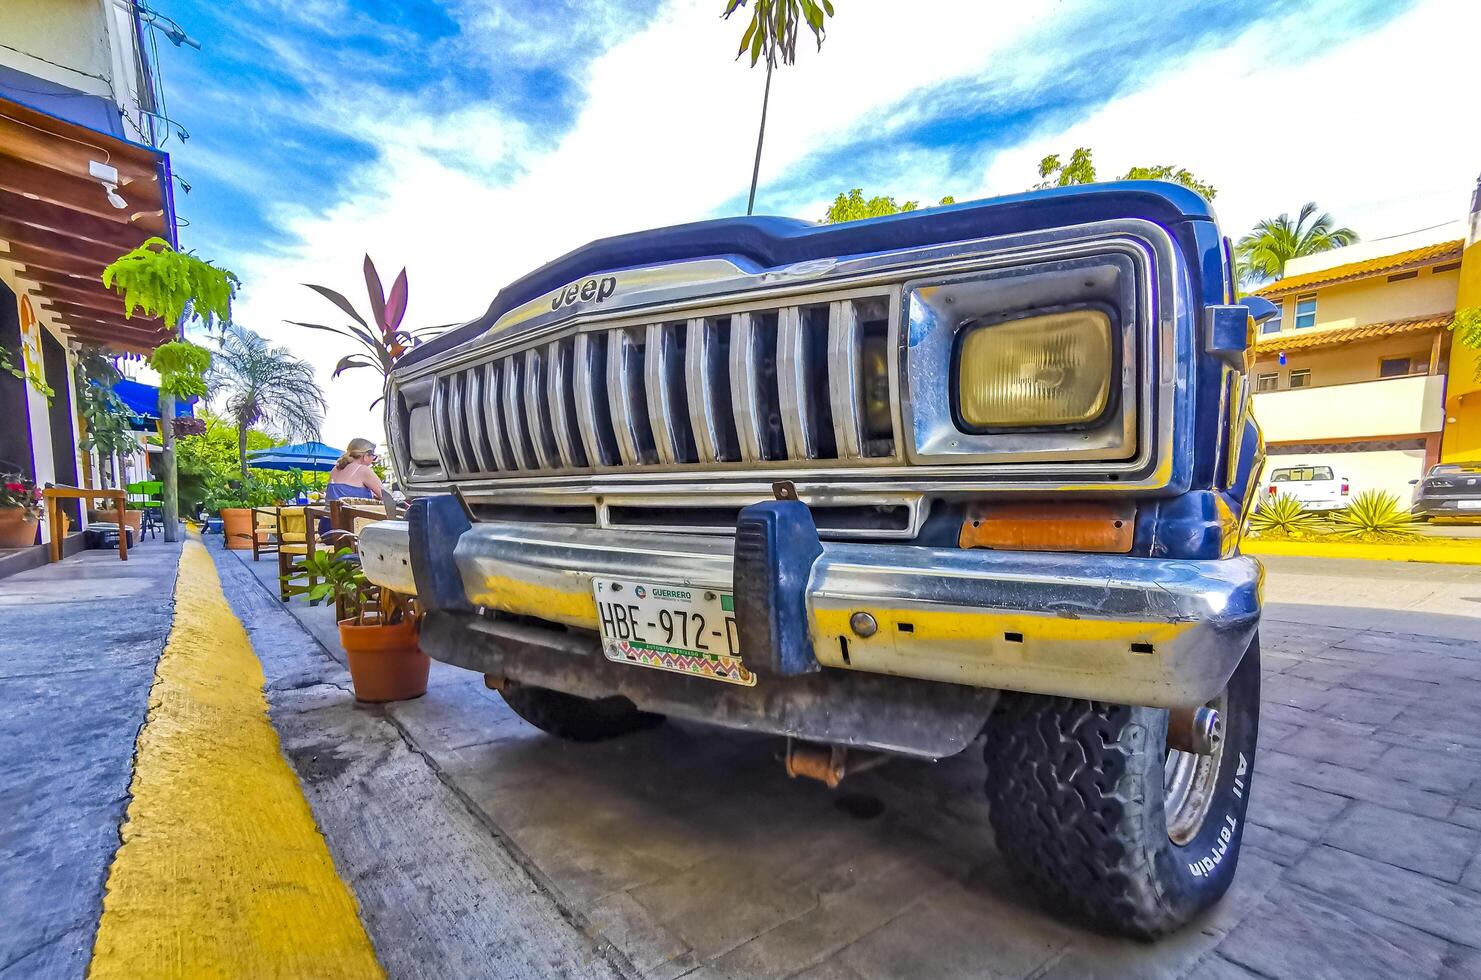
left=901, top=243, right=1150, bottom=466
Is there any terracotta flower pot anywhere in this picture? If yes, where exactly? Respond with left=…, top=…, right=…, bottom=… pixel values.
left=220, top=507, right=253, bottom=550
left=94, top=508, right=143, bottom=536
left=338, top=617, right=430, bottom=703
left=0, top=508, right=39, bottom=548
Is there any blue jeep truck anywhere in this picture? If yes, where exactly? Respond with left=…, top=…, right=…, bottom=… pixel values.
left=359, top=181, right=1270, bottom=938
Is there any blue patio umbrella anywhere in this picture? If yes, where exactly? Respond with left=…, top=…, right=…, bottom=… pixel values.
left=246, top=440, right=343, bottom=473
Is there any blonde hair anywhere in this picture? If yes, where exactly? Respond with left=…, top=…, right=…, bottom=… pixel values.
left=336, top=437, right=378, bottom=468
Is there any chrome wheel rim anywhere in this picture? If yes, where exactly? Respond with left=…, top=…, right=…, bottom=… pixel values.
left=1163, top=690, right=1227, bottom=846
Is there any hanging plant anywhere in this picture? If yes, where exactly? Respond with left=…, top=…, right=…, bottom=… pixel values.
left=149, top=340, right=212, bottom=400
left=102, top=237, right=239, bottom=331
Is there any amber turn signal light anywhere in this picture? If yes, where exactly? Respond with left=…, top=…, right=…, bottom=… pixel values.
left=959, top=501, right=1135, bottom=554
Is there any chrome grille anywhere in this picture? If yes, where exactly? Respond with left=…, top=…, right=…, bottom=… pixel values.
left=431, top=294, right=897, bottom=477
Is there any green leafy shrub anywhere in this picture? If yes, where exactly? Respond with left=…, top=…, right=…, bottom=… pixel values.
left=1247, top=493, right=1322, bottom=537
left=288, top=547, right=368, bottom=619
left=1330, top=490, right=1418, bottom=540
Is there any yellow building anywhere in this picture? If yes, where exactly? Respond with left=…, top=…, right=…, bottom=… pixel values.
left=1251, top=228, right=1462, bottom=499
left=1443, top=181, right=1481, bottom=463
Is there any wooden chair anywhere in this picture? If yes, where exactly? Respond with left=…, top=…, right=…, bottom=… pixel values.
left=273, top=506, right=320, bottom=603
left=248, top=507, right=280, bottom=561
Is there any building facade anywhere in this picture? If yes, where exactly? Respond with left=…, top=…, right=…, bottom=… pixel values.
left=0, top=0, right=179, bottom=545
left=1251, top=226, right=1465, bottom=501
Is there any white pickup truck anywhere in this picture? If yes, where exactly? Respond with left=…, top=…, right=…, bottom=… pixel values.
left=1263, top=464, right=1349, bottom=511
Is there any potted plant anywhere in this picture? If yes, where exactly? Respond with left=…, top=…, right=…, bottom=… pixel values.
left=0, top=473, right=43, bottom=548
left=206, top=483, right=253, bottom=549
left=208, top=476, right=278, bottom=549
left=293, top=547, right=430, bottom=702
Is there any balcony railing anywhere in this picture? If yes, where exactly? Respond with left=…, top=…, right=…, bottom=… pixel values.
left=1253, top=374, right=1444, bottom=442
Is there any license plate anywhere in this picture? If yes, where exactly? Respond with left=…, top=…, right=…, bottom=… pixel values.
left=592, top=578, right=754, bottom=686
left=1458, top=500, right=1481, bottom=510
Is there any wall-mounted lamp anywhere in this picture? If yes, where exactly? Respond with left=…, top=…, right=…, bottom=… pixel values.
left=88, top=160, right=128, bottom=210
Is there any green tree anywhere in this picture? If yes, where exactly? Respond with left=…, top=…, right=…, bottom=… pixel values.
left=823, top=189, right=957, bottom=224
left=1035, top=146, right=1217, bottom=200
left=175, top=408, right=281, bottom=481
left=723, top=0, right=835, bottom=215
left=1235, top=203, right=1359, bottom=286
left=207, top=325, right=326, bottom=477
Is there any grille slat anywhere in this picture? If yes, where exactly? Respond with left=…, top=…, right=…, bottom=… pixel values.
left=430, top=375, right=456, bottom=473
left=546, top=339, right=579, bottom=468
left=607, top=330, right=642, bottom=465
left=483, top=362, right=513, bottom=470
left=523, top=348, right=557, bottom=469
left=502, top=356, right=532, bottom=469
left=573, top=333, right=614, bottom=467
left=828, top=300, right=865, bottom=460
left=685, top=317, right=719, bottom=463
left=647, top=322, right=694, bottom=465
left=428, top=290, right=895, bottom=476
left=729, top=311, right=763, bottom=462
left=776, top=306, right=815, bottom=460
left=464, top=365, right=495, bottom=472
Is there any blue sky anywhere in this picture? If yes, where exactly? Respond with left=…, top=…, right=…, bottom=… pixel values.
left=146, top=0, right=1477, bottom=447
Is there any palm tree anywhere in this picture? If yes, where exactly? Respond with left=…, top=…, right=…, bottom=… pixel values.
left=723, top=0, right=834, bottom=215
left=1236, top=203, right=1358, bottom=286
left=208, top=325, right=327, bottom=476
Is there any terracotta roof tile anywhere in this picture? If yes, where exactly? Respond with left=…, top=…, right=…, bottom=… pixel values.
left=1253, top=240, right=1463, bottom=298
left=1253, top=313, right=1452, bottom=354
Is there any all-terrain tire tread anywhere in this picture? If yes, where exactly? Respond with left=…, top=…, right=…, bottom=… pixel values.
left=984, top=694, right=1174, bottom=939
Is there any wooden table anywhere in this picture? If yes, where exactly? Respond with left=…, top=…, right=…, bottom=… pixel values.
left=42, top=486, right=128, bottom=562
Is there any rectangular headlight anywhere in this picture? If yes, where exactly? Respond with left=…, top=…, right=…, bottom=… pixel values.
left=957, top=309, right=1113, bottom=428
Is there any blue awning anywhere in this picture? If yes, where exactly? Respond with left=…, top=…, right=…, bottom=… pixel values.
left=106, top=379, right=196, bottom=421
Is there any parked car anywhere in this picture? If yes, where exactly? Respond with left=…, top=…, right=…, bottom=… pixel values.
left=1411, top=463, right=1481, bottom=519
left=359, top=183, right=1268, bottom=939
left=1261, top=464, right=1349, bottom=511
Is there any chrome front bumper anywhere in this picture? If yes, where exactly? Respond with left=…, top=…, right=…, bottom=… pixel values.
left=359, top=520, right=1262, bottom=709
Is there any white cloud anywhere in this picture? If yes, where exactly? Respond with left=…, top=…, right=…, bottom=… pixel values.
left=216, top=0, right=1475, bottom=456
left=971, top=0, right=1481, bottom=241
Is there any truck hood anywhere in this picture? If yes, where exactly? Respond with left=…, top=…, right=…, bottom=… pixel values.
left=398, top=180, right=1215, bottom=372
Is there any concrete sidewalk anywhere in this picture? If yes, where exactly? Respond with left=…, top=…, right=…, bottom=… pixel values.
left=0, top=541, right=180, bottom=979
left=210, top=541, right=625, bottom=979
left=226, top=545, right=1481, bottom=979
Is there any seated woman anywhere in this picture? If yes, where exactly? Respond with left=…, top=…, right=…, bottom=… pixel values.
left=321, top=438, right=395, bottom=534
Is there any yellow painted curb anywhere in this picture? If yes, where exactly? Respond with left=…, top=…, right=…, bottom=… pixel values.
left=1243, top=538, right=1481, bottom=565
left=90, top=538, right=382, bottom=979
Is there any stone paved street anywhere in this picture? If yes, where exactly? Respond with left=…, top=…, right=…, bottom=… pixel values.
left=222, top=547, right=1481, bottom=980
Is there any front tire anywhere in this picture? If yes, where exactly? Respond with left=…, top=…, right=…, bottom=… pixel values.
left=982, top=636, right=1260, bottom=939
left=499, top=685, right=664, bottom=742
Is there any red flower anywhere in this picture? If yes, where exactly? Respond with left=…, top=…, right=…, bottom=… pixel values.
left=4, top=482, right=22, bottom=492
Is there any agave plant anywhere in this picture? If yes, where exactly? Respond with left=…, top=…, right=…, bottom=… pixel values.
left=288, top=256, right=435, bottom=408
left=1247, top=493, right=1322, bottom=537
left=1330, top=490, right=1418, bottom=540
